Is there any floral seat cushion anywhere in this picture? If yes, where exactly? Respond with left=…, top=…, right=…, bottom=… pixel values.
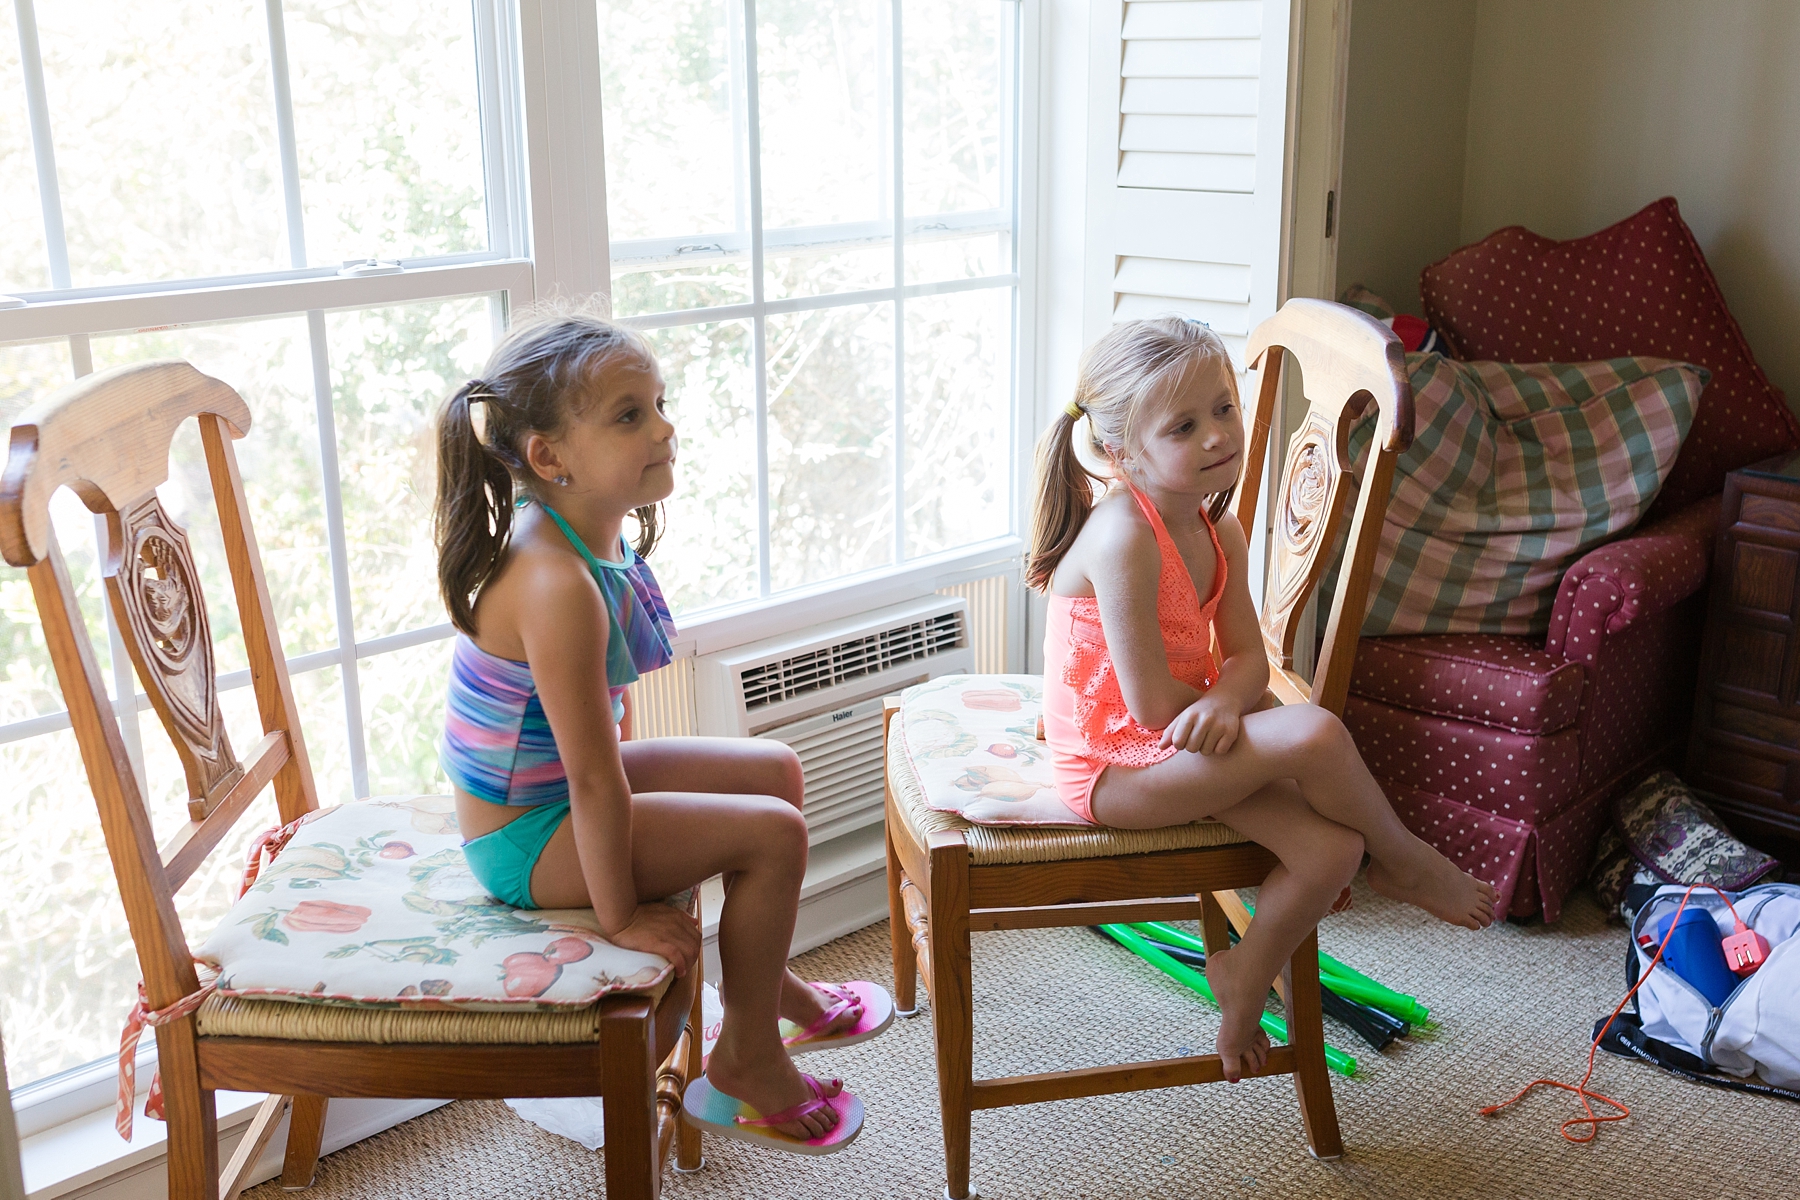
left=898, top=674, right=1090, bottom=826
left=197, top=795, right=673, bottom=1010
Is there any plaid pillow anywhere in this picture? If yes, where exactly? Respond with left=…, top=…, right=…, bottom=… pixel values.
left=1334, top=352, right=1705, bottom=637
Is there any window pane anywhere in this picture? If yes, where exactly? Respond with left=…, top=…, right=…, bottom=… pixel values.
left=0, top=728, right=139, bottom=1086
left=91, top=316, right=333, bottom=664
left=35, top=0, right=286, bottom=286
left=326, top=296, right=495, bottom=642
left=756, top=1, right=892, bottom=300
left=906, top=230, right=1007, bottom=286
left=360, top=639, right=453, bottom=797
left=286, top=0, right=488, bottom=264
left=766, top=303, right=893, bottom=590
left=641, top=319, right=759, bottom=613
left=904, top=288, right=1012, bottom=557
left=612, top=258, right=750, bottom=320
left=903, top=0, right=1005, bottom=217
left=598, top=0, right=741, bottom=244
left=0, top=5, right=49, bottom=293
left=904, top=0, right=1008, bottom=284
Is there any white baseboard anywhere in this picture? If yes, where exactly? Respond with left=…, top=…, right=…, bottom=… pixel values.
left=25, top=825, right=891, bottom=1199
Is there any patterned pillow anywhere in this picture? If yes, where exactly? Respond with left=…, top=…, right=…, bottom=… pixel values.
left=1420, top=197, right=1799, bottom=519
left=198, top=795, right=673, bottom=1010
left=1335, top=352, right=1704, bottom=637
left=899, top=674, right=1089, bottom=826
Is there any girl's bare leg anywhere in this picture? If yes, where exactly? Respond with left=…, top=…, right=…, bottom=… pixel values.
left=531, top=790, right=838, bottom=1138
left=1091, top=704, right=1496, bottom=929
left=620, top=737, right=858, bottom=1037
left=1194, top=783, right=1364, bottom=1080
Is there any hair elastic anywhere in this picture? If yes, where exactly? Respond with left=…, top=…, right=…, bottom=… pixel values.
left=1063, top=400, right=1083, bottom=420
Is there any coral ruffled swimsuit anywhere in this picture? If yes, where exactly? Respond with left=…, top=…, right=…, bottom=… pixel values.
left=1041, top=483, right=1229, bottom=823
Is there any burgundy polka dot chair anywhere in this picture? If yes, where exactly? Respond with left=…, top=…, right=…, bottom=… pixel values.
left=1342, top=197, right=1800, bottom=921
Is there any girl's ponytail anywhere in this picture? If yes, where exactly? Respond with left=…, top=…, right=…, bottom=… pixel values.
left=435, top=380, right=517, bottom=635
left=1024, top=407, right=1100, bottom=592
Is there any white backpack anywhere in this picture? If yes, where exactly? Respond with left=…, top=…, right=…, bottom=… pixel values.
left=1621, top=882, right=1800, bottom=1092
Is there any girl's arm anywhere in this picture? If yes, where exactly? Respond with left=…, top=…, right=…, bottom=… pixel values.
left=1160, top=512, right=1266, bottom=754
left=517, top=555, right=640, bottom=935
left=1201, top=511, right=1270, bottom=710
left=1090, top=503, right=1206, bottom=731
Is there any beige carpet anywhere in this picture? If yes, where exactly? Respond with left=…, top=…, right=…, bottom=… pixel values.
left=246, top=879, right=1796, bottom=1199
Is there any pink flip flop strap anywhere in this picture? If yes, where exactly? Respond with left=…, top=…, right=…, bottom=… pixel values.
left=734, top=1074, right=842, bottom=1128
left=783, top=983, right=863, bottom=1045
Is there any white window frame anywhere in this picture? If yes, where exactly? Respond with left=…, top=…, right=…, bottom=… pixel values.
left=2, top=0, right=1040, bottom=1169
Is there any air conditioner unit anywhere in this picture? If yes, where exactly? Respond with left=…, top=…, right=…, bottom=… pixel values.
left=694, top=595, right=974, bottom=844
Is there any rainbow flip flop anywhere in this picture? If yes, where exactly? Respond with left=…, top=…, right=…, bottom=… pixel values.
left=681, top=1072, right=863, bottom=1156
left=780, top=981, right=895, bottom=1054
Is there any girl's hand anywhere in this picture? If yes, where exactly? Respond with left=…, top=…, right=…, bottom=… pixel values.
left=610, top=902, right=701, bottom=976
left=1160, top=694, right=1241, bottom=755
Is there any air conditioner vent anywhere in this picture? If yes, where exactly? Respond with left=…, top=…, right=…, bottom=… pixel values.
left=739, top=610, right=966, bottom=710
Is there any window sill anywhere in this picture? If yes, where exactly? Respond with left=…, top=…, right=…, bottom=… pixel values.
left=21, top=1089, right=446, bottom=1200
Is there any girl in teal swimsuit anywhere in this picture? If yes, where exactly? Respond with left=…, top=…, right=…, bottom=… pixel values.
left=434, top=310, right=878, bottom=1151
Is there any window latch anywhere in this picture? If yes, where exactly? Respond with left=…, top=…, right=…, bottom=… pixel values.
left=338, top=258, right=403, bottom=277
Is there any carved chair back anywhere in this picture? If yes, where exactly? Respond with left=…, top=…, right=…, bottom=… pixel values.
left=1233, top=298, right=1414, bottom=716
left=1, top=361, right=320, bottom=1017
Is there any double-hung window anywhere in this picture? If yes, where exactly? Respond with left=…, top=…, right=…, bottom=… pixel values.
left=0, top=0, right=529, bottom=1105
left=0, top=0, right=1029, bottom=1137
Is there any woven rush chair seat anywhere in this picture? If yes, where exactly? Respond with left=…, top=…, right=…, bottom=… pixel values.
left=196, top=983, right=671, bottom=1044
left=886, top=713, right=1246, bottom=865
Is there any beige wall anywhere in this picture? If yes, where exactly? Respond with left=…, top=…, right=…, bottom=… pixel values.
left=1462, top=0, right=1800, bottom=405
left=1334, top=0, right=1477, bottom=316
left=1337, top=0, right=1800, bottom=408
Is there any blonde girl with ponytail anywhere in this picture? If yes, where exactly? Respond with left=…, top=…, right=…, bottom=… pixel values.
left=433, top=309, right=888, bottom=1153
left=1030, top=317, right=1496, bottom=1082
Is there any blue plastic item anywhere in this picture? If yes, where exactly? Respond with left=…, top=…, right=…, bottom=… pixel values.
left=1654, top=907, right=1740, bottom=1008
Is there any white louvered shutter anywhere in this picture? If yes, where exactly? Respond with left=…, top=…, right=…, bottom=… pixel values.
left=1083, top=0, right=1292, bottom=366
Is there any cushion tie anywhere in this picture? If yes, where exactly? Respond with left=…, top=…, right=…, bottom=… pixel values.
left=115, top=968, right=219, bottom=1141
left=115, top=808, right=322, bottom=1141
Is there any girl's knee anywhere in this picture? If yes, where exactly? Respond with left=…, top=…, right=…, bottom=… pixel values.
left=748, top=739, right=806, bottom=809
left=749, top=794, right=810, bottom=856
left=1289, top=705, right=1356, bottom=762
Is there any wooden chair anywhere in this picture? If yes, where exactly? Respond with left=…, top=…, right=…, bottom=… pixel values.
left=881, top=298, right=1412, bottom=1199
left=0, top=362, right=705, bottom=1200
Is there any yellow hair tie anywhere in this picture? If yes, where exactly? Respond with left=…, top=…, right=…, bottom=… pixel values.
left=1063, top=400, right=1083, bottom=420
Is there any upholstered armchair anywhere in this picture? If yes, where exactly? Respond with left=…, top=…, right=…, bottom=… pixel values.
left=1342, top=494, right=1719, bottom=920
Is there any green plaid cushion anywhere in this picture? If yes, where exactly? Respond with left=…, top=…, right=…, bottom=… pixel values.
left=1333, top=353, right=1705, bottom=637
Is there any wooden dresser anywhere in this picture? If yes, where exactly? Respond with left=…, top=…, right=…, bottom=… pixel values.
left=1688, top=453, right=1800, bottom=848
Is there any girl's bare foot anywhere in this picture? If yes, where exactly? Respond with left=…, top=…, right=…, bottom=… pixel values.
left=705, top=1036, right=843, bottom=1139
left=1366, top=840, right=1497, bottom=929
left=778, top=970, right=861, bottom=1038
left=1203, top=945, right=1272, bottom=1082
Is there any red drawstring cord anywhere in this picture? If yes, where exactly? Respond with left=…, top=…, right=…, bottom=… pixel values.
left=1480, top=883, right=1750, bottom=1142
left=115, top=807, right=329, bottom=1140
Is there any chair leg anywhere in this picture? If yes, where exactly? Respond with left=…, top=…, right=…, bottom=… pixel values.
left=601, top=997, right=661, bottom=1200
left=221, top=1094, right=290, bottom=1200
left=1283, top=928, right=1344, bottom=1160
left=887, top=825, right=918, bottom=1015
left=280, top=1094, right=329, bottom=1189
left=157, top=1022, right=220, bottom=1200
left=925, top=832, right=974, bottom=1200
left=675, top=954, right=706, bottom=1173
left=1200, top=890, right=1233, bottom=957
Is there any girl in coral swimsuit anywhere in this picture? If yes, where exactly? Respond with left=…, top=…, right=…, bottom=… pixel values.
left=1030, top=317, right=1496, bottom=1081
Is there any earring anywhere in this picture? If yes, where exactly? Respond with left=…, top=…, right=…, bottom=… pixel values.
left=554, top=475, right=570, bottom=487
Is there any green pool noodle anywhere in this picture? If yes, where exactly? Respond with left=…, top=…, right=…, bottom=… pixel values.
left=1099, top=924, right=1357, bottom=1078
left=1188, top=907, right=1433, bottom=1026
